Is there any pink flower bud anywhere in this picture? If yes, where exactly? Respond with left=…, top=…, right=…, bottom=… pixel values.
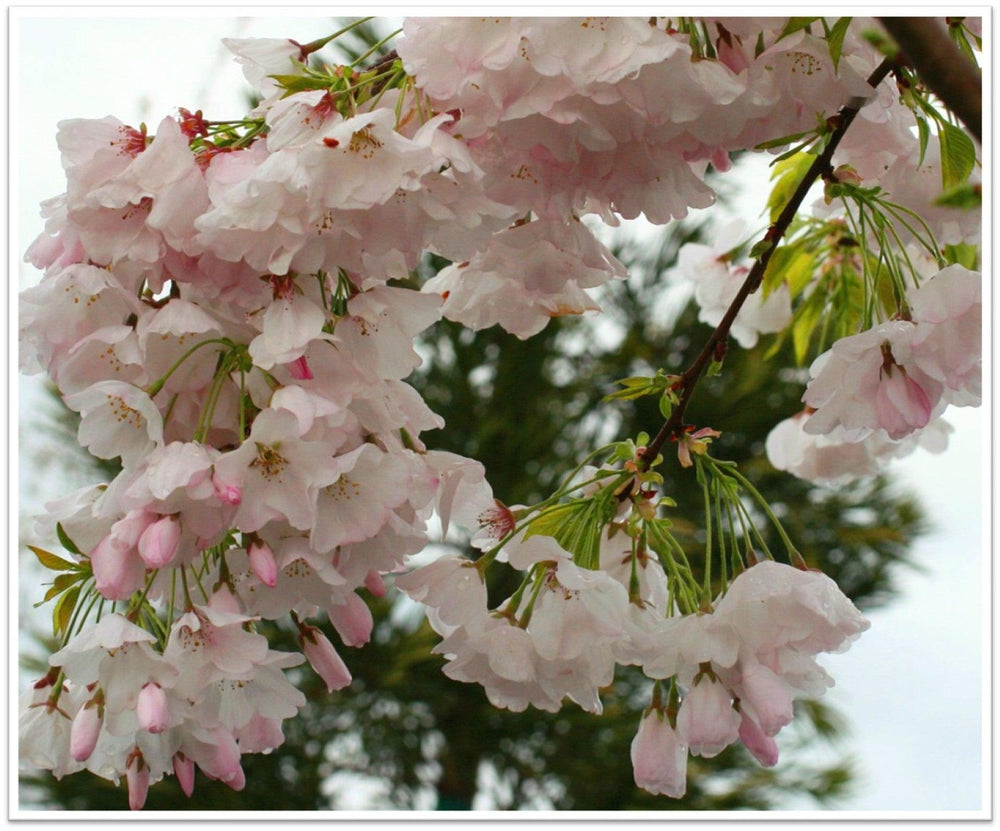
left=364, top=570, right=386, bottom=597
left=212, top=471, right=242, bottom=505
left=676, top=676, right=741, bottom=758
left=138, top=515, right=181, bottom=569
left=126, top=752, right=149, bottom=811
left=136, top=683, right=169, bottom=733
left=737, top=660, right=795, bottom=737
left=248, top=540, right=278, bottom=588
left=225, top=765, right=246, bottom=792
left=286, top=355, right=314, bottom=380
left=173, top=753, right=196, bottom=798
left=875, top=364, right=932, bottom=439
left=90, top=532, right=144, bottom=601
left=299, top=623, right=352, bottom=692
left=69, top=700, right=102, bottom=762
left=328, top=593, right=373, bottom=647
left=197, top=726, right=244, bottom=786
left=738, top=711, right=779, bottom=767
left=630, top=709, right=688, bottom=798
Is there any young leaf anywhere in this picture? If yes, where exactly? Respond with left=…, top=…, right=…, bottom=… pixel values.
left=525, top=498, right=608, bottom=570
left=938, top=121, right=977, bottom=191
left=57, top=522, right=85, bottom=556
left=768, top=151, right=814, bottom=223
left=792, top=289, right=826, bottom=365
left=826, top=17, right=852, bottom=71
left=754, top=129, right=814, bottom=151
left=29, top=545, right=79, bottom=573
left=53, top=584, right=81, bottom=636
left=936, top=181, right=981, bottom=209
left=778, top=17, right=820, bottom=40
left=943, top=242, right=980, bottom=269
left=39, top=571, right=83, bottom=605
left=915, top=115, right=931, bottom=167
left=658, top=392, right=674, bottom=420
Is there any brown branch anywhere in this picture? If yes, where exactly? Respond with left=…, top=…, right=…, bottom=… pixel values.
left=878, top=17, right=982, bottom=143
left=638, top=57, right=897, bottom=471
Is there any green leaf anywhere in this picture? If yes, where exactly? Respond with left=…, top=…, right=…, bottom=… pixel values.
left=29, top=545, right=79, bottom=573
left=761, top=245, right=817, bottom=300
left=826, top=17, right=852, bottom=71
left=768, top=151, right=814, bottom=223
left=754, top=129, right=814, bottom=151
left=943, top=243, right=979, bottom=269
left=938, top=121, right=977, bottom=191
left=658, top=392, right=673, bottom=420
left=748, top=238, right=773, bottom=260
left=39, top=571, right=82, bottom=605
left=269, top=73, right=329, bottom=96
left=53, top=584, right=81, bottom=636
left=525, top=498, right=608, bottom=570
left=605, top=372, right=674, bottom=402
left=915, top=115, right=931, bottom=167
left=778, top=17, right=820, bottom=40
left=935, top=181, right=981, bottom=209
left=56, top=522, right=83, bottom=556
left=792, top=290, right=826, bottom=365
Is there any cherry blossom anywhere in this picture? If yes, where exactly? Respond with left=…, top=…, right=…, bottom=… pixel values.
left=17, top=14, right=980, bottom=808
left=630, top=709, right=688, bottom=798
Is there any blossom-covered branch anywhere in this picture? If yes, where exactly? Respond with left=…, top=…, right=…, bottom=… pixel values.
left=18, top=16, right=981, bottom=809
left=640, top=57, right=897, bottom=469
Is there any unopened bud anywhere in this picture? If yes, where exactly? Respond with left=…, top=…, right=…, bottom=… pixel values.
left=137, top=515, right=181, bottom=569
left=248, top=539, right=278, bottom=588
left=126, top=752, right=150, bottom=811
left=298, top=623, right=352, bottom=692
left=137, top=683, right=169, bottom=733
left=173, top=753, right=196, bottom=798
left=70, top=700, right=102, bottom=762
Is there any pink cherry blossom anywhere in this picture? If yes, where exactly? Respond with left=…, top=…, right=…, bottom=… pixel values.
left=327, top=593, right=374, bottom=648
left=136, top=683, right=170, bottom=734
left=906, top=264, right=982, bottom=405
left=137, top=515, right=181, bottom=569
left=63, top=380, right=164, bottom=468
left=173, top=753, right=196, bottom=797
left=247, top=539, right=279, bottom=588
left=676, top=675, right=741, bottom=758
left=803, top=320, right=942, bottom=442
left=89, top=510, right=152, bottom=600
left=69, top=700, right=103, bottom=762
left=298, top=624, right=352, bottom=692
left=873, top=361, right=933, bottom=439
left=394, top=556, right=488, bottom=627
left=423, top=218, right=625, bottom=339
left=126, top=752, right=150, bottom=810
left=213, top=408, right=340, bottom=533
left=738, top=710, right=779, bottom=767
left=630, top=709, right=688, bottom=798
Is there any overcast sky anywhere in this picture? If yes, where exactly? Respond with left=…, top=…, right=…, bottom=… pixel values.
left=10, top=10, right=988, bottom=817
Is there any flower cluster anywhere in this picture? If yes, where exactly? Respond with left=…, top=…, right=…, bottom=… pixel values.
left=767, top=264, right=981, bottom=485
left=398, top=493, right=870, bottom=800
left=18, top=15, right=980, bottom=808
left=632, top=561, right=868, bottom=796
